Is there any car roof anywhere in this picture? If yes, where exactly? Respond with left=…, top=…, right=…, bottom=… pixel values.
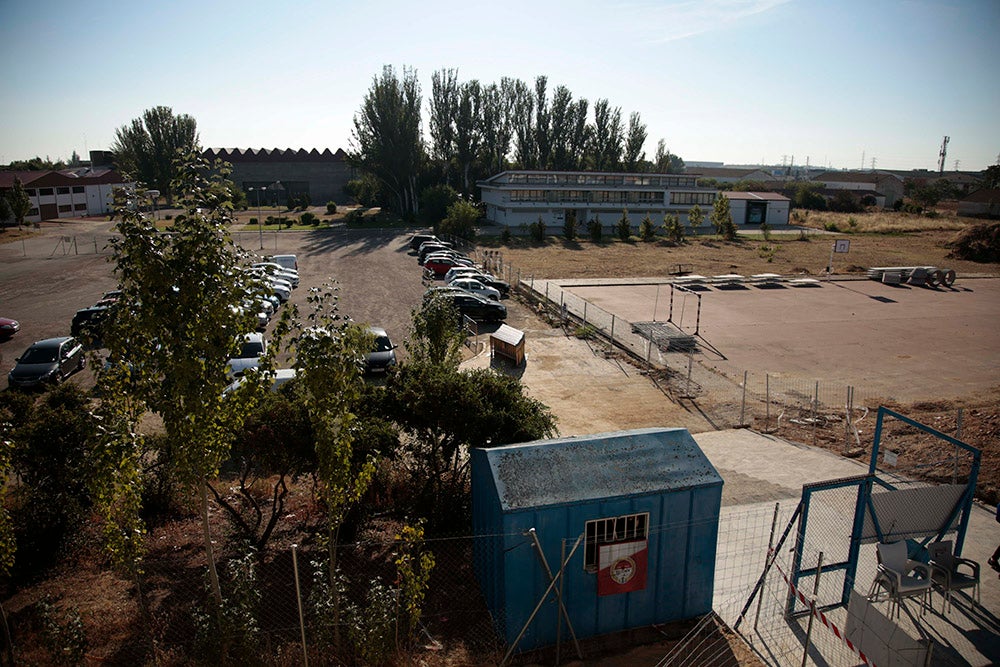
left=241, top=332, right=265, bottom=343
left=31, top=336, right=74, bottom=348
left=367, top=326, right=389, bottom=337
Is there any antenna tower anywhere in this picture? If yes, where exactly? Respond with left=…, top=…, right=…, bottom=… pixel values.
left=938, top=136, right=949, bottom=174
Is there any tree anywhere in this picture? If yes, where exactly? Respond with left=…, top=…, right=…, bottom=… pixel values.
left=563, top=209, right=578, bottom=241
left=711, top=193, right=737, bottom=240
left=588, top=215, right=603, bottom=242
left=790, top=183, right=827, bottom=210
left=437, top=200, right=479, bottom=240
left=6, top=176, right=31, bottom=230
left=984, top=164, right=1000, bottom=189
left=663, top=213, right=684, bottom=243
left=0, top=193, right=11, bottom=229
left=639, top=214, right=656, bottom=242
left=454, top=80, right=482, bottom=196
left=654, top=140, right=685, bottom=173
left=350, top=66, right=424, bottom=218
left=548, top=85, right=575, bottom=170
left=687, top=204, right=705, bottom=236
left=616, top=208, right=632, bottom=241
left=111, top=106, right=199, bottom=205
left=406, top=294, right=465, bottom=370
left=419, top=184, right=460, bottom=224
left=479, top=80, right=514, bottom=175
left=590, top=99, right=623, bottom=170
left=429, top=68, right=459, bottom=184
left=623, top=112, right=647, bottom=172
left=97, top=151, right=256, bottom=602
left=533, top=76, right=552, bottom=171
left=511, top=79, right=536, bottom=168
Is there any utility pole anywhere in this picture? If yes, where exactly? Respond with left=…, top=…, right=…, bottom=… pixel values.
left=938, top=136, right=949, bottom=174
left=953, top=159, right=960, bottom=171
left=871, top=157, right=877, bottom=171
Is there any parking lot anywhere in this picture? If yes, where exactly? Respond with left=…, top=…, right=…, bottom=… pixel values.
left=0, top=222, right=446, bottom=388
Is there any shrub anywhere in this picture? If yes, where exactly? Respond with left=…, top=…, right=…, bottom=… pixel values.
left=824, top=222, right=840, bottom=232
left=249, top=217, right=257, bottom=226
left=437, top=200, right=478, bottom=240
left=758, top=243, right=776, bottom=262
left=164, top=214, right=173, bottom=220
left=300, top=212, right=318, bottom=226
left=344, top=208, right=365, bottom=226
left=499, top=225, right=512, bottom=245
left=687, top=204, right=705, bottom=236
left=639, top=214, right=657, bottom=242
left=37, top=596, right=88, bottom=666
left=574, top=324, right=598, bottom=340
left=529, top=216, right=546, bottom=243
left=326, top=201, right=337, bottom=215
left=563, top=210, right=578, bottom=240
left=615, top=209, right=632, bottom=241
left=663, top=213, right=684, bottom=244
left=760, top=221, right=771, bottom=240
left=193, top=550, right=261, bottom=663
left=588, top=216, right=603, bottom=242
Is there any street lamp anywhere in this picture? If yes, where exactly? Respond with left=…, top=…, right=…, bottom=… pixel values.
left=147, top=189, right=160, bottom=220
left=249, top=186, right=264, bottom=250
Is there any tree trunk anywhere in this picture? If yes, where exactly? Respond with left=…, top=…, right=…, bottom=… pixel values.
left=329, top=522, right=341, bottom=654
left=200, top=478, right=224, bottom=607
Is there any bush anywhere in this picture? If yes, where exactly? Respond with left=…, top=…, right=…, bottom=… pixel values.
left=499, top=225, right=512, bottom=245
left=300, top=212, right=318, bottom=226
left=824, top=222, right=840, bottom=232
left=947, top=222, right=1000, bottom=262
left=529, top=216, right=546, bottom=243
left=563, top=210, right=578, bottom=241
left=326, top=201, right=337, bottom=215
left=344, top=208, right=365, bottom=226
left=249, top=217, right=257, bottom=226
left=420, top=184, right=460, bottom=224
left=588, top=216, right=603, bottom=242
left=828, top=190, right=862, bottom=213
left=760, top=221, right=771, bottom=240
left=663, top=213, right=684, bottom=244
left=615, top=209, right=632, bottom=241
left=639, top=214, right=657, bottom=242
left=437, top=200, right=478, bottom=240
left=194, top=550, right=261, bottom=663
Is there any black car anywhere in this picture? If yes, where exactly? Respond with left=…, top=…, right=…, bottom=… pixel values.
left=71, top=305, right=112, bottom=343
left=428, top=291, right=507, bottom=322
left=8, top=336, right=86, bottom=389
left=365, top=327, right=397, bottom=374
left=408, top=234, right=440, bottom=251
left=418, top=243, right=458, bottom=265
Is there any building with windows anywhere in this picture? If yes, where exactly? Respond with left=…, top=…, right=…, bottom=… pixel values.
left=478, top=170, right=789, bottom=231
left=812, top=170, right=905, bottom=208
left=202, top=148, right=354, bottom=205
left=0, top=168, right=129, bottom=225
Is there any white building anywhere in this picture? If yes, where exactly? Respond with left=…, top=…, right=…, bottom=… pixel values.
left=0, top=168, right=130, bottom=225
left=478, top=170, right=790, bottom=231
left=813, top=171, right=905, bottom=207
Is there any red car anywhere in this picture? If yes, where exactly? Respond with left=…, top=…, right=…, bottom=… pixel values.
left=423, top=255, right=475, bottom=278
left=0, top=317, right=19, bottom=338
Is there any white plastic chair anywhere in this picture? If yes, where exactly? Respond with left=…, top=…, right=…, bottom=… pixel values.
left=928, top=540, right=981, bottom=613
left=868, top=541, right=932, bottom=619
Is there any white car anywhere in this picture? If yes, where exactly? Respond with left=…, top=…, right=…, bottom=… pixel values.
left=227, top=332, right=267, bottom=377
left=224, top=368, right=297, bottom=395
left=443, top=266, right=487, bottom=283
left=252, top=262, right=299, bottom=287
left=265, top=254, right=298, bottom=272
left=449, top=277, right=501, bottom=301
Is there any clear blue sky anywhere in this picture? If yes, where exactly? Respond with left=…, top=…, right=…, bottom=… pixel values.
left=2, top=0, right=998, bottom=171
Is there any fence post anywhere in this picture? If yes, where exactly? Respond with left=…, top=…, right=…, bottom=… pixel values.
left=545, top=282, right=549, bottom=301
left=94, top=236, right=98, bottom=254
left=812, top=381, right=819, bottom=447
left=739, top=370, right=748, bottom=427
left=754, top=502, right=782, bottom=632
left=291, top=544, right=309, bottom=667
left=800, top=552, right=824, bottom=667
left=954, top=408, right=964, bottom=484
left=653, top=284, right=660, bottom=322
left=765, top=374, right=771, bottom=432
left=583, top=302, right=587, bottom=327
left=609, top=315, right=615, bottom=348
left=684, top=352, right=694, bottom=399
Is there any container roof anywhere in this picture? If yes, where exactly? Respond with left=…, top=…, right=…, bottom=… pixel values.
left=477, top=428, right=722, bottom=512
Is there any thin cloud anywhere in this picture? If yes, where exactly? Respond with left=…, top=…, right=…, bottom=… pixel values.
left=614, top=0, right=793, bottom=43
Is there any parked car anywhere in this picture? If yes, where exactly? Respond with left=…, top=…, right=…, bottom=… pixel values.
left=0, top=317, right=20, bottom=338
left=227, top=332, right=267, bottom=377
left=251, top=263, right=299, bottom=287
left=445, top=271, right=511, bottom=297
left=426, top=291, right=507, bottom=322
left=264, top=254, right=298, bottom=271
left=409, top=233, right=440, bottom=251
left=365, top=327, right=397, bottom=374
left=224, top=368, right=297, bottom=395
left=8, top=336, right=86, bottom=389
left=71, top=305, right=113, bottom=343
left=449, top=277, right=502, bottom=301
left=418, top=243, right=457, bottom=264
left=424, top=255, right=476, bottom=277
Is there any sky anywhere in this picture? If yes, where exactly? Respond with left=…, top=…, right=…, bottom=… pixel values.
left=2, top=0, right=998, bottom=172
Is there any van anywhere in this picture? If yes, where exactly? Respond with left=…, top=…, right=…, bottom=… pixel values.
left=265, top=254, right=298, bottom=271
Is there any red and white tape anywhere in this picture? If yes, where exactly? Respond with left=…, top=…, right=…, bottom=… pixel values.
left=770, top=549, right=876, bottom=667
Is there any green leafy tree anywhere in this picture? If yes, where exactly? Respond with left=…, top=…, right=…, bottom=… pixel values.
left=407, top=295, right=465, bottom=369
left=529, top=215, right=547, bottom=242
left=588, top=215, right=603, bottom=242
left=984, top=164, right=1000, bottom=189
left=711, top=193, right=737, bottom=240
left=111, top=106, right=199, bottom=205
left=6, top=176, right=32, bottom=230
left=511, top=79, right=536, bottom=168
left=437, top=199, right=479, bottom=240
left=623, top=112, right=647, bottom=172
left=616, top=208, right=632, bottom=241
left=688, top=204, right=705, bottom=236
left=429, top=68, right=459, bottom=184
left=454, top=80, right=482, bottom=196
left=419, top=183, right=459, bottom=224
left=589, top=99, right=624, bottom=170
left=548, top=85, right=575, bottom=170
left=663, top=213, right=684, bottom=243
left=96, top=151, right=256, bottom=601
left=639, top=214, right=656, bottom=241
left=350, top=66, right=424, bottom=218
left=654, top=139, right=685, bottom=173
left=0, top=194, right=11, bottom=229
left=563, top=209, right=578, bottom=241
left=479, top=79, right=515, bottom=175
left=791, top=183, right=827, bottom=210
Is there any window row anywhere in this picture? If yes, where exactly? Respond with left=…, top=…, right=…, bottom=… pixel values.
left=506, top=173, right=699, bottom=188
left=507, top=190, right=668, bottom=204
left=671, top=192, right=717, bottom=206
left=25, top=186, right=86, bottom=197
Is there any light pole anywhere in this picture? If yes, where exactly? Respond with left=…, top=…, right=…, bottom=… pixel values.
left=147, top=189, right=160, bottom=221
left=250, top=187, right=264, bottom=250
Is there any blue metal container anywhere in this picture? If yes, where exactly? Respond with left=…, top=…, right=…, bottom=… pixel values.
left=471, top=427, right=723, bottom=652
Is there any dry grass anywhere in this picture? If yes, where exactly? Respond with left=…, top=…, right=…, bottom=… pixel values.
left=795, top=209, right=967, bottom=234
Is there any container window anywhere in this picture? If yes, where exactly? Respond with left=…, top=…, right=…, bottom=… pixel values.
left=584, top=512, right=648, bottom=572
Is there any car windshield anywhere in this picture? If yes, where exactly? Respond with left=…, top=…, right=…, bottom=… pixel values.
left=20, top=346, right=58, bottom=364
left=237, top=342, right=264, bottom=358
left=373, top=336, right=393, bottom=352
